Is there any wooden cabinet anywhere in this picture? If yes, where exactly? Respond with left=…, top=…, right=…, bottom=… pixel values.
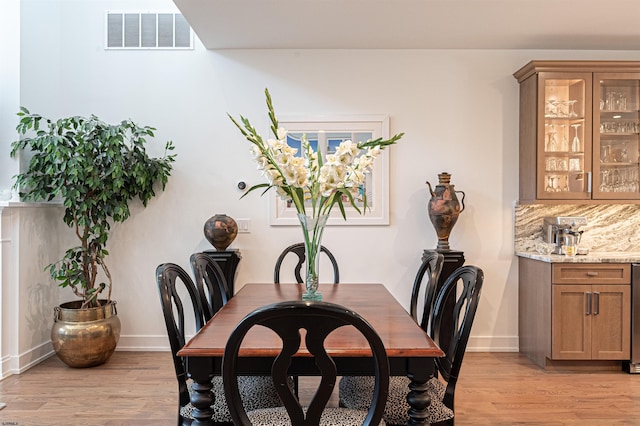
left=552, top=284, right=630, bottom=360
left=519, top=258, right=631, bottom=368
left=514, top=61, right=640, bottom=203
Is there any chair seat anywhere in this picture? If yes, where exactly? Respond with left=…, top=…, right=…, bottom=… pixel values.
left=339, top=375, right=453, bottom=426
left=246, top=406, right=386, bottom=426
left=181, top=375, right=283, bottom=422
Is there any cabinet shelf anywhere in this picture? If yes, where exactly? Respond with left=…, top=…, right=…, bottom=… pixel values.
left=544, top=171, right=582, bottom=175
left=600, top=109, right=639, bottom=114
left=544, top=116, right=585, bottom=121
left=544, top=151, right=584, bottom=156
left=600, top=162, right=639, bottom=167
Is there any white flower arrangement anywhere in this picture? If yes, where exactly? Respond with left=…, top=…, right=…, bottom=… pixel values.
left=229, top=89, right=404, bottom=220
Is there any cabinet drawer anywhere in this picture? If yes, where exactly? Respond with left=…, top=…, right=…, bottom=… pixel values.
left=552, top=263, right=630, bottom=284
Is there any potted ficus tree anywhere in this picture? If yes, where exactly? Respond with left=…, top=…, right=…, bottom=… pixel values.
left=10, top=107, right=176, bottom=367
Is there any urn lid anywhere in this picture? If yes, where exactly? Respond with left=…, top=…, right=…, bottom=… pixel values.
left=438, top=172, right=451, bottom=184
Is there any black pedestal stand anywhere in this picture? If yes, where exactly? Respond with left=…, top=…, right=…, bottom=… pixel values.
left=203, top=249, right=242, bottom=297
left=422, top=249, right=465, bottom=352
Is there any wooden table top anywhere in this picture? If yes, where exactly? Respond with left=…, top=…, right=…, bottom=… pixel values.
left=178, top=283, right=444, bottom=359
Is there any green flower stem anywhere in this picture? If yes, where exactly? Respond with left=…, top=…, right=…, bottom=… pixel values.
left=298, top=213, right=328, bottom=296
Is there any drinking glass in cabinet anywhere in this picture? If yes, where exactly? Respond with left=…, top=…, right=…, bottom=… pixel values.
left=571, top=124, right=581, bottom=152
left=601, top=121, right=639, bottom=134
left=569, top=158, right=581, bottom=171
left=604, top=91, right=628, bottom=111
left=546, top=126, right=558, bottom=151
left=600, top=167, right=640, bottom=192
left=545, top=158, right=556, bottom=171
left=545, top=176, right=559, bottom=192
left=545, top=99, right=579, bottom=118
left=601, top=145, right=611, bottom=163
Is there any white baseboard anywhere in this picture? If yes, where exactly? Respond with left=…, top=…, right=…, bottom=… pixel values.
left=0, top=355, right=11, bottom=380
left=1, top=341, right=55, bottom=379
left=466, top=335, right=519, bottom=352
left=115, top=334, right=171, bottom=351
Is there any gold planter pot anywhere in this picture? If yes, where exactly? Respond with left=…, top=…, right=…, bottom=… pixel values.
left=51, top=300, right=121, bottom=368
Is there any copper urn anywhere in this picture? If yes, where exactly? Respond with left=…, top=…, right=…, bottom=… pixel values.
left=204, top=213, right=238, bottom=251
left=426, top=172, right=465, bottom=251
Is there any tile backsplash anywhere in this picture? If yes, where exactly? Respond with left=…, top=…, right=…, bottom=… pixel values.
left=514, top=204, right=640, bottom=253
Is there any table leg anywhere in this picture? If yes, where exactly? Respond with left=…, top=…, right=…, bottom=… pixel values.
left=186, top=356, right=215, bottom=426
left=406, top=357, right=434, bottom=426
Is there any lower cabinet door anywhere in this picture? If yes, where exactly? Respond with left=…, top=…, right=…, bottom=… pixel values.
left=591, top=284, right=631, bottom=360
left=552, top=285, right=592, bottom=360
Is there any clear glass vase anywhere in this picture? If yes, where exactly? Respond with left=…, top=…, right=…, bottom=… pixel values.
left=297, top=213, right=329, bottom=301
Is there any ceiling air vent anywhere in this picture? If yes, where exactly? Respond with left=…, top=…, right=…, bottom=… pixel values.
left=106, top=12, right=193, bottom=50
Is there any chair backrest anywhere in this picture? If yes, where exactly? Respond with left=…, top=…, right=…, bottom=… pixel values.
left=409, top=250, right=444, bottom=330
left=273, top=242, right=340, bottom=284
left=156, top=263, right=206, bottom=413
left=222, top=300, right=389, bottom=426
left=190, top=252, right=230, bottom=321
left=430, top=265, right=484, bottom=412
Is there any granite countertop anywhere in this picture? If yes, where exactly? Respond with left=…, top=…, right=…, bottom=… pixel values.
left=516, top=251, right=640, bottom=263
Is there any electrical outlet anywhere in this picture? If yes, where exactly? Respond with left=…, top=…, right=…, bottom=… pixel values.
left=236, top=219, right=251, bottom=233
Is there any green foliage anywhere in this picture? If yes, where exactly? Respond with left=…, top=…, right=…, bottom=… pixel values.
left=10, top=108, right=176, bottom=308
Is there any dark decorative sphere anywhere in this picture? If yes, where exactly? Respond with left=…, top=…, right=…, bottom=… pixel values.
left=203, top=214, right=238, bottom=251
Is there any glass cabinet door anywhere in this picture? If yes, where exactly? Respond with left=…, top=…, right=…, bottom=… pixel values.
left=593, top=74, right=640, bottom=199
left=538, top=73, right=592, bottom=200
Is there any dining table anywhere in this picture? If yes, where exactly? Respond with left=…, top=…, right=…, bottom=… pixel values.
left=177, top=282, right=445, bottom=426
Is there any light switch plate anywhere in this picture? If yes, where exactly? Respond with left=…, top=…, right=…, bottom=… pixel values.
left=236, top=219, right=250, bottom=233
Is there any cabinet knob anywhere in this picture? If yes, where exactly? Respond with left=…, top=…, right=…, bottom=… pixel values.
left=586, top=271, right=599, bottom=277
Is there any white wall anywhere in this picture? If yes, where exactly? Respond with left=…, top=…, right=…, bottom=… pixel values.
left=1, top=204, right=66, bottom=378
left=9, top=0, right=640, bottom=358
left=0, top=0, right=21, bottom=195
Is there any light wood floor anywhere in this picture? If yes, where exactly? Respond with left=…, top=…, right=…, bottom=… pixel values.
left=2, top=351, right=640, bottom=425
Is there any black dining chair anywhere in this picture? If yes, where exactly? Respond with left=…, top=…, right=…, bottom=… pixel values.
left=156, top=263, right=284, bottom=425
left=222, top=300, right=389, bottom=426
left=410, top=250, right=445, bottom=329
left=338, top=251, right=452, bottom=425
left=274, top=242, right=340, bottom=284
left=428, top=265, right=484, bottom=424
left=341, top=265, right=483, bottom=425
left=190, top=252, right=230, bottom=320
